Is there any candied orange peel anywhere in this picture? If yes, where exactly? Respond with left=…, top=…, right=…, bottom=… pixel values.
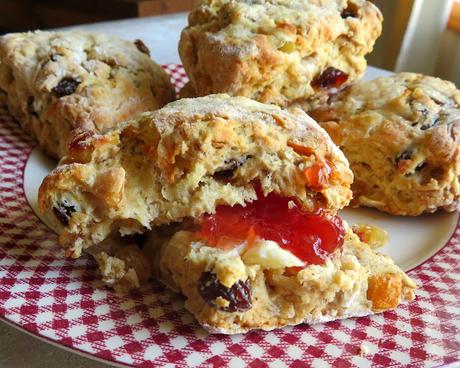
left=367, top=274, right=402, bottom=311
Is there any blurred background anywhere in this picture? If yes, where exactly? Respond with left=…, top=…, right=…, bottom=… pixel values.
left=0, top=0, right=458, bottom=85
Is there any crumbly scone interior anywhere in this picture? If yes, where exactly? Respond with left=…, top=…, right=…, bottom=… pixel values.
left=38, top=95, right=352, bottom=258
left=146, top=218, right=416, bottom=334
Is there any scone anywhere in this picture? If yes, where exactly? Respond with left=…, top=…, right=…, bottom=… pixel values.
left=38, top=94, right=415, bottom=330
left=38, top=94, right=353, bottom=259
left=0, top=31, right=175, bottom=158
left=310, top=73, right=460, bottom=216
left=146, top=212, right=416, bottom=334
left=179, top=0, right=382, bottom=106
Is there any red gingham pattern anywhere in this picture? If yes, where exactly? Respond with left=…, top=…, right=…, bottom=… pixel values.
left=0, top=64, right=459, bottom=368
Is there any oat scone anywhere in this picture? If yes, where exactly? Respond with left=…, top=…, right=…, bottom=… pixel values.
left=145, top=204, right=416, bottom=334
left=179, top=0, right=382, bottom=106
left=38, top=94, right=353, bottom=258
left=0, top=31, right=175, bottom=158
left=311, top=73, right=460, bottom=216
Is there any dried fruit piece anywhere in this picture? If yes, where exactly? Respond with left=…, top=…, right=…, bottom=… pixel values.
left=280, top=41, right=296, bottom=53
left=52, top=77, right=81, bottom=98
left=304, top=161, right=332, bottom=191
left=395, top=149, right=412, bottom=163
left=287, top=142, right=314, bottom=156
left=420, top=117, right=440, bottom=130
left=134, top=39, right=150, bottom=56
left=312, top=67, right=349, bottom=89
left=367, top=274, right=402, bottom=311
left=395, top=148, right=427, bottom=174
left=68, top=129, right=94, bottom=153
left=52, top=200, right=76, bottom=226
left=27, top=96, right=38, bottom=117
left=352, top=224, right=388, bottom=248
left=341, top=2, right=359, bottom=18
left=213, top=156, right=250, bottom=180
left=198, top=272, right=252, bottom=312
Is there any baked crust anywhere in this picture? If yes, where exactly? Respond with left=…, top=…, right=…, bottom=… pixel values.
left=147, top=223, right=416, bottom=334
left=0, top=30, right=175, bottom=158
left=38, top=94, right=353, bottom=258
left=310, top=73, right=460, bottom=215
left=179, top=0, right=382, bottom=106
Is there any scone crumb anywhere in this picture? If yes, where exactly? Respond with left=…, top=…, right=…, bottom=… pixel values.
left=288, top=200, right=297, bottom=209
left=359, top=343, right=369, bottom=356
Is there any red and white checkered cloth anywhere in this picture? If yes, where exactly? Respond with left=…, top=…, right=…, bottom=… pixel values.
left=0, top=64, right=459, bottom=368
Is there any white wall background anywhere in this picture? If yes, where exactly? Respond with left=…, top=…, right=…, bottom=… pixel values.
left=368, top=0, right=460, bottom=87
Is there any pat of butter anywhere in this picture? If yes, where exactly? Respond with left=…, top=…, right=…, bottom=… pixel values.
left=241, top=239, right=305, bottom=269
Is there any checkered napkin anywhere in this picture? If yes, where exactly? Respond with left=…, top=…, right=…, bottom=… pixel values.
left=0, top=64, right=459, bottom=368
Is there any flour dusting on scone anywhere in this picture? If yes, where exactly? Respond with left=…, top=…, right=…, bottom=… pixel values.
left=38, top=94, right=352, bottom=258
left=310, top=72, right=460, bottom=215
left=0, top=31, right=175, bottom=158
left=179, top=0, right=382, bottom=106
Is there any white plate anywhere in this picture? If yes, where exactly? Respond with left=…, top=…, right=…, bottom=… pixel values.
left=24, top=147, right=458, bottom=273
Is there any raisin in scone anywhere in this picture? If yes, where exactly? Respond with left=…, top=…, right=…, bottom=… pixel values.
left=145, top=195, right=416, bottom=334
left=38, top=94, right=353, bottom=259
left=179, top=0, right=382, bottom=106
left=311, top=73, right=460, bottom=216
left=0, top=31, right=175, bottom=158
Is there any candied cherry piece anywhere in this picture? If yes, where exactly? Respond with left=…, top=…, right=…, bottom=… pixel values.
left=199, top=192, right=345, bottom=265
left=312, top=67, right=349, bottom=89
left=198, top=272, right=252, bottom=312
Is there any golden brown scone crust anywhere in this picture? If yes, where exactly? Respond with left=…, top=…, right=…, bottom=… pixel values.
left=0, top=31, right=175, bottom=158
left=38, top=94, right=352, bottom=258
left=311, top=73, right=460, bottom=216
left=179, top=0, right=382, bottom=106
left=148, top=224, right=416, bottom=334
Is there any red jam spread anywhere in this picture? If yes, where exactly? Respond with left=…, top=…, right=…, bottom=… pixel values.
left=199, top=192, right=345, bottom=265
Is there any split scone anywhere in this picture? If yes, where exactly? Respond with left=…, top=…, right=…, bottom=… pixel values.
left=146, top=208, right=416, bottom=334
left=0, top=31, right=175, bottom=158
left=38, top=95, right=416, bottom=330
left=179, top=0, right=382, bottom=106
left=38, top=94, right=352, bottom=258
left=311, top=73, right=460, bottom=216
